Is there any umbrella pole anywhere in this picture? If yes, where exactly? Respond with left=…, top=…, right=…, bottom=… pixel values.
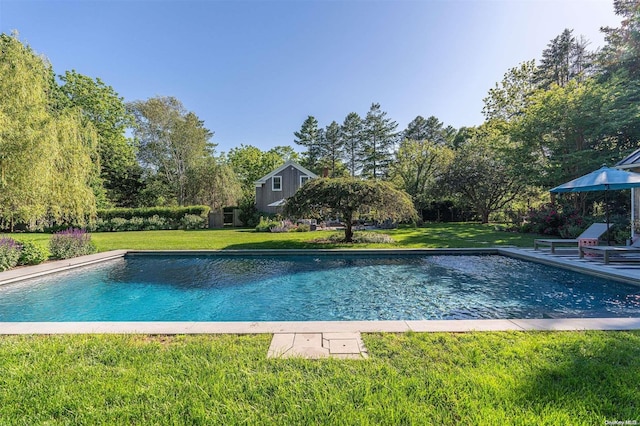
left=605, top=189, right=611, bottom=246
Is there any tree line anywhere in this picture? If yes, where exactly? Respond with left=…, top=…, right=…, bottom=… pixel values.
left=1, top=0, right=638, bottom=229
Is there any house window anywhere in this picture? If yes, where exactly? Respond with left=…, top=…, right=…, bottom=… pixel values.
left=300, top=175, right=310, bottom=186
left=272, top=176, right=282, bottom=191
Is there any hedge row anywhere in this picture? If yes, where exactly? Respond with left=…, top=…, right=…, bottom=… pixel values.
left=97, top=206, right=210, bottom=221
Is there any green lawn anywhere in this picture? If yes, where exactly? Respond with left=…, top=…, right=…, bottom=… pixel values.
left=11, top=222, right=538, bottom=251
left=0, top=332, right=638, bottom=424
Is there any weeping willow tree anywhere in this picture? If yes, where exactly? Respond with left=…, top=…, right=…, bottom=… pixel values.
left=0, top=33, right=97, bottom=230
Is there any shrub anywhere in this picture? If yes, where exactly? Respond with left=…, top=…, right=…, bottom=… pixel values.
left=97, top=206, right=210, bottom=222
left=16, top=241, right=48, bottom=266
left=255, top=217, right=279, bottom=232
left=145, top=215, right=168, bottom=230
left=295, top=223, right=311, bottom=232
left=179, top=214, right=205, bottom=230
left=49, top=228, right=97, bottom=260
left=323, top=232, right=395, bottom=244
left=0, top=236, right=21, bottom=271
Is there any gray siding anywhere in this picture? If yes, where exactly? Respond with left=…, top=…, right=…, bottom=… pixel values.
left=256, top=166, right=310, bottom=213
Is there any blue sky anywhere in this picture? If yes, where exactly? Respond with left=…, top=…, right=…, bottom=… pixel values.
left=0, top=0, right=622, bottom=154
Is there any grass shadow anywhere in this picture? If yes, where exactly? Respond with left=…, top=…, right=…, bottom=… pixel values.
left=513, top=330, right=640, bottom=421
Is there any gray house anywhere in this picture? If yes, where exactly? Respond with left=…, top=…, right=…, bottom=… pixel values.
left=255, top=161, right=318, bottom=213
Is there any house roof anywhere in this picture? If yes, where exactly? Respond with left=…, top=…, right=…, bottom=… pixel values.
left=254, top=160, right=318, bottom=187
left=616, top=149, right=640, bottom=170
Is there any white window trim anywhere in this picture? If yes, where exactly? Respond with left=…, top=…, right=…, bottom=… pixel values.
left=272, top=176, right=282, bottom=191
left=300, top=175, right=310, bottom=186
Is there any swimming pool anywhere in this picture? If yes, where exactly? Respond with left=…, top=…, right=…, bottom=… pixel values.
left=1, top=253, right=639, bottom=322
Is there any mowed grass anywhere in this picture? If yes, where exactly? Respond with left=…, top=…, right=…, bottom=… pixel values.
left=11, top=222, right=538, bottom=251
left=0, top=331, right=638, bottom=424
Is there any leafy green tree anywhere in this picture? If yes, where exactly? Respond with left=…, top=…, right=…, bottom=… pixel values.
left=362, top=103, right=398, bottom=180
left=225, top=144, right=288, bottom=196
left=185, top=157, right=242, bottom=211
left=394, top=115, right=455, bottom=213
left=294, top=115, right=321, bottom=172
left=341, top=112, right=364, bottom=177
left=284, top=178, right=417, bottom=242
left=59, top=70, right=138, bottom=206
left=511, top=80, right=611, bottom=188
left=393, top=138, right=454, bottom=214
left=600, top=0, right=640, bottom=78
left=128, top=96, right=215, bottom=206
left=0, top=33, right=97, bottom=229
left=444, top=126, right=525, bottom=223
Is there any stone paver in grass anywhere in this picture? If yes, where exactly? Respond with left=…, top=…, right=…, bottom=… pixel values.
left=267, top=332, right=368, bottom=359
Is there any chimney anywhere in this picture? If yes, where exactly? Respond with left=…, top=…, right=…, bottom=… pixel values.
left=322, top=167, right=329, bottom=178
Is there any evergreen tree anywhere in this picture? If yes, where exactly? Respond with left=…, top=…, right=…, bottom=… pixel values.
left=361, top=103, right=398, bottom=180
left=293, top=115, right=321, bottom=172
left=340, top=112, right=363, bottom=177
left=535, top=29, right=594, bottom=89
left=319, top=120, right=344, bottom=176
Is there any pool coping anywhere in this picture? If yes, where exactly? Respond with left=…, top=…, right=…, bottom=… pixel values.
left=1, top=248, right=639, bottom=335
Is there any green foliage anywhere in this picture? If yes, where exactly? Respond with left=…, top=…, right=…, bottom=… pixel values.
left=128, top=96, right=216, bottom=206
left=340, top=112, right=364, bottom=177
left=293, top=115, right=322, bottom=172
left=238, top=196, right=260, bottom=227
left=92, top=207, right=209, bottom=231
left=361, top=102, right=398, bottom=179
left=16, top=240, right=48, bottom=266
left=392, top=129, right=454, bottom=212
left=0, top=236, right=21, bottom=271
left=225, top=144, right=289, bottom=196
left=295, top=223, right=311, bottom=232
left=0, top=33, right=97, bottom=230
left=58, top=70, right=138, bottom=206
left=48, top=228, right=96, bottom=260
left=444, top=125, right=525, bottom=223
left=179, top=214, right=206, bottom=230
left=284, top=177, right=417, bottom=242
left=185, top=158, right=242, bottom=211
left=98, top=206, right=210, bottom=221
left=322, top=231, right=394, bottom=244
left=255, top=217, right=280, bottom=232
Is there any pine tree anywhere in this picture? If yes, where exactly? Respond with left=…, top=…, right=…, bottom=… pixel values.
left=340, top=112, right=364, bottom=177
left=361, top=103, right=398, bottom=180
left=293, top=115, right=321, bottom=172
left=319, top=121, right=343, bottom=176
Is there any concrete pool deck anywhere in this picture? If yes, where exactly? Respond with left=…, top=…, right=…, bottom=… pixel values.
left=0, top=248, right=639, bottom=336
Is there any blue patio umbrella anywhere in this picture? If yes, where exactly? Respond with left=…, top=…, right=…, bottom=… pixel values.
left=550, top=166, right=640, bottom=244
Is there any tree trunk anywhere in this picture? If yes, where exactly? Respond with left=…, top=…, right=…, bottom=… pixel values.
left=481, top=210, right=490, bottom=224
left=344, top=213, right=354, bottom=242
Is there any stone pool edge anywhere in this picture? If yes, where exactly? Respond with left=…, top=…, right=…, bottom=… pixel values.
left=1, top=248, right=639, bottom=335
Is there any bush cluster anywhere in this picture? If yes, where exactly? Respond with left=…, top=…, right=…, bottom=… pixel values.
left=0, top=237, right=21, bottom=271
left=0, top=237, right=49, bottom=271
left=90, top=206, right=209, bottom=232
left=255, top=217, right=280, bottom=232
left=49, top=228, right=97, bottom=260
left=324, top=232, right=395, bottom=244
left=255, top=218, right=312, bottom=233
left=97, top=206, right=210, bottom=221
left=17, top=241, right=49, bottom=266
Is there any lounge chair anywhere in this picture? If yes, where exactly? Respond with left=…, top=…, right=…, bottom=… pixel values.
left=580, top=238, right=640, bottom=264
left=534, top=223, right=608, bottom=254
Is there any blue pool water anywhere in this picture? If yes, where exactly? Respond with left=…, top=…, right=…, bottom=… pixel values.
left=1, top=254, right=639, bottom=321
